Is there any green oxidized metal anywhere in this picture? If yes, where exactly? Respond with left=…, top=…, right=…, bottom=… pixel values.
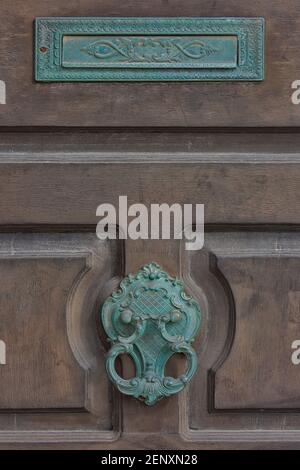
left=101, top=263, right=201, bottom=405
left=35, top=17, right=264, bottom=81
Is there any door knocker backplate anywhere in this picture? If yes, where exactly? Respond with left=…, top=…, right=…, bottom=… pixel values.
left=101, top=262, right=201, bottom=405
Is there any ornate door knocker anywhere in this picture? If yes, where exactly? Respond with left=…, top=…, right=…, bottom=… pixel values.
left=101, top=263, right=201, bottom=405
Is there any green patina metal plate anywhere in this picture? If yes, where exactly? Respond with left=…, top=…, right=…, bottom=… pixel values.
left=35, top=17, right=264, bottom=82
left=101, top=263, right=201, bottom=405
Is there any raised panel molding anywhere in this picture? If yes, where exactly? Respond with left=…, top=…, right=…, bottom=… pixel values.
left=0, top=232, right=121, bottom=443
left=180, top=231, right=300, bottom=443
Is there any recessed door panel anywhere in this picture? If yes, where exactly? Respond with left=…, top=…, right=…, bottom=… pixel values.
left=0, top=233, right=121, bottom=442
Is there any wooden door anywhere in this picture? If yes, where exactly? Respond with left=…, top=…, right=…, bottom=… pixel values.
left=1, top=1, right=300, bottom=450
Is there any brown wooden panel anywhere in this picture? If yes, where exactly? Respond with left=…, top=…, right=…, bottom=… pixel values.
left=214, top=236, right=300, bottom=410
left=0, top=233, right=121, bottom=442
left=0, top=155, right=300, bottom=224
left=0, top=131, right=300, bottom=447
left=184, top=231, right=300, bottom=443
left=2, top=131, right=300, bottom=154
left=0, top=256, right=86, bottom=409
left=0, top=0, right=299, bottom=127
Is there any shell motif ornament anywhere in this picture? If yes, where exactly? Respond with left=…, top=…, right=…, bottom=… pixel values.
left=101, top=263, right=201, bottom=405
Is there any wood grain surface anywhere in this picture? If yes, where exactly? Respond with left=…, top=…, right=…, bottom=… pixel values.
left=0, top=1, right=300, bottom=127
